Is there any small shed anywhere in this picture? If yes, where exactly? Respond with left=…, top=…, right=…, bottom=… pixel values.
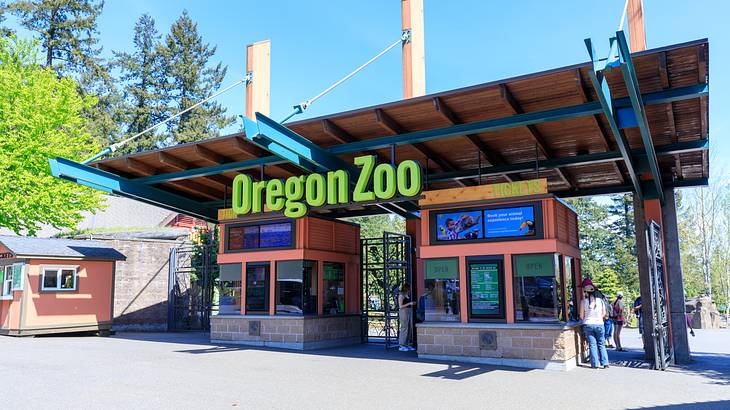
left=0, top=235, right=125, bottom=336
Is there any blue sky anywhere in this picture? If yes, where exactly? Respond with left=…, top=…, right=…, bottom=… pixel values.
left=6, top=0, right=727, bottom=178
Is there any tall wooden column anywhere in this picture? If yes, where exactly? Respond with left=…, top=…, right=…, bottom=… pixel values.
left=627, top=0, right=647, bottom=52
left=662, top=189, right=691, bottom=364
left=245, top=40, right=271, bottom=119
left=401, top=0, right=425, bottom=99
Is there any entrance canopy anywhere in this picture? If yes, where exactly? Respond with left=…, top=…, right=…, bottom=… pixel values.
left=50, top=38, right=709, bottom=221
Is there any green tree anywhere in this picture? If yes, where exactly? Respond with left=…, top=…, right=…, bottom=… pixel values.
left=0, top=37, right=103, bottom=235
left=0, top=2, right=14, bottom=37
left=567, top=197, right=612, bottom=279
left=113, top=13, right=169, bottom=153
left=5, top=0, right=104, bottom=76
left=161, top=10, right=233, bottom=145
left=607, top=193, right=639, bottom=298
left=5, top=0, right=119, bottom=146
left=592, top=266, right=620, bottom=299
left=345, top=214, right=405, bottom=239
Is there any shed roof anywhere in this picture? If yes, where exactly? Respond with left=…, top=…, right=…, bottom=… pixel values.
left=0, top=236, right=126, bottom=261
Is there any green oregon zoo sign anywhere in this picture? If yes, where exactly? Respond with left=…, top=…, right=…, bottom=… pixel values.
left=231, top=155, right=422, bottom=218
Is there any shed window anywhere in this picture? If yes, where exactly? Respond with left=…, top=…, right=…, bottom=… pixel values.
left=2, top=264, right=24, bottom=296
left=41, top=267, right=77, bottom=291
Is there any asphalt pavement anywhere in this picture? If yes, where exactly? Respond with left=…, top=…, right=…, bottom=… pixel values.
left=1, top=328, right=728, bottom=409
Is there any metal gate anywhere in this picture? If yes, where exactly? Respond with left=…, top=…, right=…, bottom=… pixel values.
left=360, top=231, right=412, bottom=348
left=168, top=244, right=218, bottom=331
left=646, top=220, right=673, bottom=370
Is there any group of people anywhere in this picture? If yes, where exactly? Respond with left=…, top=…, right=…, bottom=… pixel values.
left=579, top=278, right=629, bottom=369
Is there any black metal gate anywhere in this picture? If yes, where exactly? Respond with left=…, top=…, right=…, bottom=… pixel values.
left=167, top=244, right=218, bottom=331
left=360, top=231, right=412, bottom=348
left=646, top=220, right=673, bottom=370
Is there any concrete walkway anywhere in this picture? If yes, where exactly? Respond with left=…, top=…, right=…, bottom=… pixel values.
left=1, top=328, right=728, bottom=409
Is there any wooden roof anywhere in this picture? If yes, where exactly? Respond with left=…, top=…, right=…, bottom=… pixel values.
left=93, top=39, right=709, bottom=211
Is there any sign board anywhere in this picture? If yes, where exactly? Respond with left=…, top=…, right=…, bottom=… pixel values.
left=513, top=254, right=555, bottom=278
left=420, top=178, right=548, bottom=207
left=0, top=252, right=14, bottom=259
left=425, top=258, right=458, bottom=280
left=228, top=155, right=422, bottom=219
left=468, top=262, right=501, bottom=316
left=484, top=205, right=536, bottom=238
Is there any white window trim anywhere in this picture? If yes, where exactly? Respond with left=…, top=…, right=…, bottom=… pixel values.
left=1, top=265, right=13, bottom=299
left=41, top=265, right=79, bottom=292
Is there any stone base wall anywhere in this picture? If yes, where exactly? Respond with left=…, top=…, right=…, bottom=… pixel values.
left=417, top=323, right=579, bottom=371
left=211, top=315, right=361, bottom=350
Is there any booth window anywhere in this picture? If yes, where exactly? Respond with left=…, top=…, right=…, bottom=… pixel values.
left=466, top=257, right=505, bottom=320
left=227, top=222, right=293, bottom=252
left=423, top=258, right=460, bottom=321
left=276, top=260, right=317, bottom=315
left=512, top=254, right=564, bottom=322
left=217, top=263, right=242, bottom=315
left=1, top=264, right=15, bottom=296
left=564, top=256, right=577, bottom=321
left=323, top=262, right=345, bottom=315
left=41, top=266, right=77, bottom=291
left=245, top=263, right=269, bottom=312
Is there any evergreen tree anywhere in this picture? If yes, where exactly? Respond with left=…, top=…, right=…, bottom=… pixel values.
left=113, top=14, right=169, bottom=153
left=161, top=10, right=233, bottom=145
left=5, top=0, right=105, bottom=76
left=607, top=193, right=639, bottom=298
left=0, top=2, right=14, bottom=37
left=5, top=0, right=118, bottom=146
left=567, top=198, right=612, bottom=279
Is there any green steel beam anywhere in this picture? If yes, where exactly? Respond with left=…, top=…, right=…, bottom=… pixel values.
left=49, top=157, right=218, bottom=221
left=427, top=139, right=708, bottom=183
left=616, top=30, right=665, bottom=204
left=585, top=36, right=643, bottom=199
left=133, top=84, right=707, bottom=186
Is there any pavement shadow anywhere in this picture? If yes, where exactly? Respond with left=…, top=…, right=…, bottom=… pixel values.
left=670, top=351, right=730, bottom=386
left=175, top=341, right=530, bottom=379
left=627, top=400, right=730, bottom=409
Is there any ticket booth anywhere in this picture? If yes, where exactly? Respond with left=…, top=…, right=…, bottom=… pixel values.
left=414, top=179, right=582, bottom=370
left=210, top=213, right=362, bottom=350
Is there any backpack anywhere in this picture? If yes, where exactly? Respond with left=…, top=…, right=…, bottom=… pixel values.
left=604, top=299, right=615, bottom=319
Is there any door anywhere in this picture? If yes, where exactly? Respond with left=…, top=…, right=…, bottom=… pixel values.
left=646, top=220, right=673, bottom=370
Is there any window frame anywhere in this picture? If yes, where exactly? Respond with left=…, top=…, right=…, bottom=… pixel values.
left=466, top=256, right=506, bottom=322
left=275, top=260, right=318, bottom=316
left=1, top=264, right=14, bottom=297
left=224, top=220, right=296, bottom=253
left=322, top=261, right=346, bottom=316
left=40, top=265, right=78, bottom=292
left=423, top=257, right=461, bottom=322
left=511, top=253, right=565, bottom=323
left=244, top=262, right=270, bottom=313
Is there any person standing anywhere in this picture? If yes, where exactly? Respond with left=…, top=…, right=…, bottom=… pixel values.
left=398, top=283, right=416, bottom=352
left=633, top=296, right=643, bottom=335
left=612, top=292, right=626, bottom=351
left=580, top=278, right=609, bottom=369
left=597, top=289, right=614, bottom=348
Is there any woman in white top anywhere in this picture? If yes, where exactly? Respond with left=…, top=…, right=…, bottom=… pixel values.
left=580, top=278, right=609, bottom=369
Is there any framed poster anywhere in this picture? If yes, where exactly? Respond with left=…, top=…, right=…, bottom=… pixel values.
left=466, top=257, right=505, bottom=320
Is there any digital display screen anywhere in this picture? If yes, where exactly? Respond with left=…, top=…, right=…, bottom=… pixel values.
left=469, top=262, right=502, bottom=317
left=484, top=206, right=536, bottom=238
left=259, top=223, right=292, bottom=247
left=435, top=210, right=483, bottom=241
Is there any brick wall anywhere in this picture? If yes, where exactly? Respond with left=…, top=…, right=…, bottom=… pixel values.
left=417, top=323, right=579, bottom=370
left=104, top=238, right=185, bottom=331
left=211, top=315, right=361, bottom=349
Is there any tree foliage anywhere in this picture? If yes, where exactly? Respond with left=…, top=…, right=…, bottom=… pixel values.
left=160, top=10, right=232, bottom=145
left=113, top=13, right=169, bottom=153
left=0, top=37, right=103, bottom=235
left=345, top=214, right=405, bottom=239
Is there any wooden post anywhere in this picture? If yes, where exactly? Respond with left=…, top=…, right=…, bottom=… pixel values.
left=401, top=0, right=425, bottom=99
left=245, top=40, right=271, bottom=119
left=627, top=0, right=647, bottom=52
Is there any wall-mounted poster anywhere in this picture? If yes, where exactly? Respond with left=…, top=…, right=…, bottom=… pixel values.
left=468, top=260, right=503, bottom=318
left=435, top=210, right=483, bottom=241
left=484, top=206, right=535, bottom=238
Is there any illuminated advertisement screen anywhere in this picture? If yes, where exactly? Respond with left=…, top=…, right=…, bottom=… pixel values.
left=435, top=210, right=483, bottom=241
left=484, top=206, right=536, bottom=239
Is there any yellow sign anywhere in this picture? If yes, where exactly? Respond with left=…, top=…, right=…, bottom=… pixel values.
left=419, top=178, right=548, bottom=207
